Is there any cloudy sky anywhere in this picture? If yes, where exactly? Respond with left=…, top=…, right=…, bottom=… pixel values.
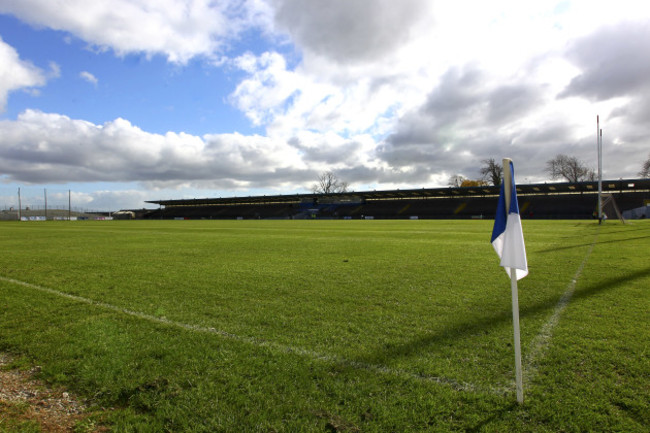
left=1, top=0, right=649, bottom=210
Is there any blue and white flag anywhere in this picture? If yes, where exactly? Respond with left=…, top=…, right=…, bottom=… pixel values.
left=491, top=161, right=528, bottom=280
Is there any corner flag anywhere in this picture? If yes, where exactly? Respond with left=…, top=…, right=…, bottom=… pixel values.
left=491, top=160, right=528, bottom=280
left=491, top=158, right=527, bottom=404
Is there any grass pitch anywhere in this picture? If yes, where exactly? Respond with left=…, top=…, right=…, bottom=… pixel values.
left=0, top=219, right=648, bottom=432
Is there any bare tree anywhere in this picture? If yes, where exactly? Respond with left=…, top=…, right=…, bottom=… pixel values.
left=545, top=154, right=595, bottom=183
left=479, top=158, right=503, bottom=186
left=639, top=154, right=650, bottom=178
left=312, top=171, right=349, bottom=194
left=448, top=174, right=466, bottom=187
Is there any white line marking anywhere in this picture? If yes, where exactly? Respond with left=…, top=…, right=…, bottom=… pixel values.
left=0, top=276, right=485, bottom=394
left=522, top=228, right=600, bottom=387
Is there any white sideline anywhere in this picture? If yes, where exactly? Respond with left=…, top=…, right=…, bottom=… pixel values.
left=522, top=228, right=600, bottom=388
left=0, top=275, right=483, bottom=394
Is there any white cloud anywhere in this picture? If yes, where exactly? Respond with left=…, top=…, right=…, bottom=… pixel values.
left=1, top=0, right=650, bottom=200
left=79, top=71, right=98, bottom=85
left=73, top=189, right=153, bottom=210
left=0, top=0, right=266, bottom=63
left=0, top=109, right=411, bottom=195
left=47, top=62, right=61, bottom=79
left=228, top=0, right=650, bottom=184
left=230, top=52, right=302, bottom=126
left=0, top=36, right=48, bottom=111
left=0, top=109, right=311, bottom=187
left=229, top=50, right=421, bottom=140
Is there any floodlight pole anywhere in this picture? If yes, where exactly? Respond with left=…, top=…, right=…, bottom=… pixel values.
left=44, top=188, right=48, bottom=220
left=597, top=116, right=603, bottom=223
left=503, top=158, right=524, bottom=405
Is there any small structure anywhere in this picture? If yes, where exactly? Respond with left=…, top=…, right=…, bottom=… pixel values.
left=112, top=210, right=136, bottom=220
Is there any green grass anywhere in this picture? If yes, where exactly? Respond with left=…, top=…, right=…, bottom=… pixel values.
left=0, top=219, right=648, bottom=432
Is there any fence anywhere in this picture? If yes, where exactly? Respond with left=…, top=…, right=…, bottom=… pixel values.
left=0, top=187, right=108, bottom=221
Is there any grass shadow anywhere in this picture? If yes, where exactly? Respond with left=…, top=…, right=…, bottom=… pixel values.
left=355, top=266, right=650, bottom=365
left=536, top=233, right=650, bottom=253
left=465, top=401, right=519, bottom=432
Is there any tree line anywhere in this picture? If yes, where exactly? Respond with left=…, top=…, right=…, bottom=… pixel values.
left=313, top=154, right=650, bottom=194
left=449, top=153, right=650, bottom=187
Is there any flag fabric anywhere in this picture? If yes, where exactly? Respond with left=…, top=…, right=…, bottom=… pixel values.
left=491, top=161, right=528, bottom=280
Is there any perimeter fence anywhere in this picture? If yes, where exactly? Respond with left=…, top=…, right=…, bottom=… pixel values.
left=0, top=187, right=109, bottom=221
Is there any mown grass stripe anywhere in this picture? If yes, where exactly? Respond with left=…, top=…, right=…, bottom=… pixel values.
left=0, top=275, right=485, bottom=394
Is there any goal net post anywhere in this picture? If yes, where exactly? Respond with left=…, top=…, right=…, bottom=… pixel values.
left=600, top=194, right=625, bottom=224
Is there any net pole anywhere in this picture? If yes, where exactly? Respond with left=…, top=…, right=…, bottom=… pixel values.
left=503, top=158, right=524, bottom=404
left=597, top=116, right=603, bottom=223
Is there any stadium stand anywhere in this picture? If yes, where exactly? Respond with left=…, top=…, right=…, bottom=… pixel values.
left=143, top=178, right=650, bottom=220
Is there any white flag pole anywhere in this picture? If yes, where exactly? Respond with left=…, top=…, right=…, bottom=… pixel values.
left=503, top=158, right=524, bottom=404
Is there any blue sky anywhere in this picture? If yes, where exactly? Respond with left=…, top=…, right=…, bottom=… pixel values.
left=0, top=14, right=257, bottom=137
left=1, top=0, right=650, bottom=211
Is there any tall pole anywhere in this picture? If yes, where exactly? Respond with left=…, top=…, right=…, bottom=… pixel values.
left=597, top=116, right=603, bottom=223
left=68, top=189, right=71, bottom=221
left=18, top=187, right=22, bottom=221
left=503, top=158, right=524, bottom=404
left=44, top=188, right=48, bottom=220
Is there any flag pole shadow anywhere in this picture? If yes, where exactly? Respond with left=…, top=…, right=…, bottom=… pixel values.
left=353, top=266, right=650, bottom=366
